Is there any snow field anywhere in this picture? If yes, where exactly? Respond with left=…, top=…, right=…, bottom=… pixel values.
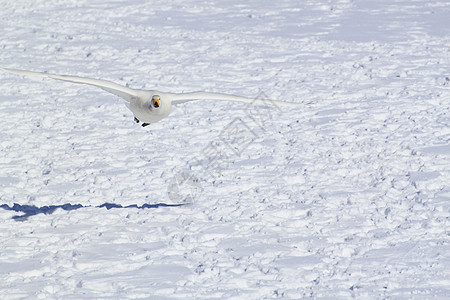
left=1, top=0, right=450, bottom=298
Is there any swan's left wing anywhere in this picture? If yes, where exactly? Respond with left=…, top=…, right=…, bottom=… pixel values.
left=170, top=91, right=299, bottom=107
left=0, top=67, right=139, bottom=102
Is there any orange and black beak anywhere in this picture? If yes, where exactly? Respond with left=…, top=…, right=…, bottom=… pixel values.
left=152, top=96, right=160, bottom=108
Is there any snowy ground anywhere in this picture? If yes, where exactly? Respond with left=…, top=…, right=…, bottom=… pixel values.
left=1, top=0, right=450, bottom=298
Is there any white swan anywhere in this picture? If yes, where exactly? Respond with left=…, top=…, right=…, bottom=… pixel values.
left=1, top=67, right=299, bottom=127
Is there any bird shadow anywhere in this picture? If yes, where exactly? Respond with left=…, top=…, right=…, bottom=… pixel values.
left=0, top=202, right=185, bottom=221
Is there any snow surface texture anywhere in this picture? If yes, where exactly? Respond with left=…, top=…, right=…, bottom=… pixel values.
left=0, top=0, right=449, bottom=298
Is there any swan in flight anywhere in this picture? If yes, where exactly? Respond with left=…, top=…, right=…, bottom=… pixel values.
left=1, top=67, right=299, bottom=127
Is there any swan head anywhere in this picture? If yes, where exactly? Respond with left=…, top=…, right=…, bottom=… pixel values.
left=129, top=92, right=172, bottom=124
left=152, top=95, right=161, bottom=108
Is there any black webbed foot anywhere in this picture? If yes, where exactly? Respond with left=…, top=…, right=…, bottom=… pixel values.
left=134, top=117, right=149, bottom=127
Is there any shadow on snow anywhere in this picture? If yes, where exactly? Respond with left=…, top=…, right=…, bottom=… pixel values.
left=0, top=202, right=185, bottom=221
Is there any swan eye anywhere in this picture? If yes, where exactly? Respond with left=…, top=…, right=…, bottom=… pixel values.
left=152, top=95, right=160, bottom=108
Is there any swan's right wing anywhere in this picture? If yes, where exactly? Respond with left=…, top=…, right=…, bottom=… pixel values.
left=0, top=67, right=139, bottom=102
left=171, top=91, right=300, bottom=107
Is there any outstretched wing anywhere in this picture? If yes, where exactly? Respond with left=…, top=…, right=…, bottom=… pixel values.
left=0, top=67, right=139, bottom=102
left=170, top=91, right=299, bottom=107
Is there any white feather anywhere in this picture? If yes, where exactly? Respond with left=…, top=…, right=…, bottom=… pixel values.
left=0, top=67, right=138, bottom=102
left=171, top=91, right=299, bottom=107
